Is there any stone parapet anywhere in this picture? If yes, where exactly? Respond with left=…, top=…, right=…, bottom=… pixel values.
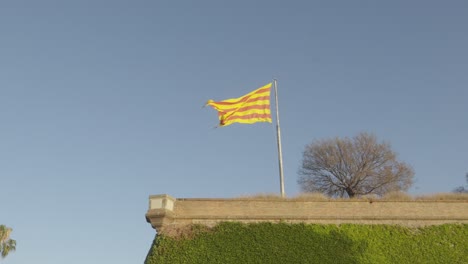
left=145, top=194, right=468, bottom=235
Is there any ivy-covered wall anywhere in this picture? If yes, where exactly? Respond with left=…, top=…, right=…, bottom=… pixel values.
left=145, top=222, right=468, bottom=264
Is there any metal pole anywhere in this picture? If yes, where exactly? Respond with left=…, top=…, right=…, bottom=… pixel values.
left=273, top=79, right=285, bottom=197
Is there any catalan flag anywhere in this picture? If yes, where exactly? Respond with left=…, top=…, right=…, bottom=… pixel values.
left=206, top=83, right=272, bottom=126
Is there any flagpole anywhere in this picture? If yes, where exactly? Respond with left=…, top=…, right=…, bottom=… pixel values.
left=273, top=79, right=285, bottom=197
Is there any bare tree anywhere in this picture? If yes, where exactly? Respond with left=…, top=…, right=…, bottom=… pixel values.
left=298, top=133, right=414, bottom=198
left=453, top=173, right=468, bottom=193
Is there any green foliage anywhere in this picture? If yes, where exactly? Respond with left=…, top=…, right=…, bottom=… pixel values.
left=145, top=223, right=468, bottom=264
left=0, top=225, right=16, bottom=259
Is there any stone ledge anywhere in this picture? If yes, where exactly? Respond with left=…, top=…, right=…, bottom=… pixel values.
left=145, top=194, right=468, bottom=234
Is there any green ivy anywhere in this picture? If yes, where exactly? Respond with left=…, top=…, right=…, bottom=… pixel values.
left=145, top=223, right=468, bottom=264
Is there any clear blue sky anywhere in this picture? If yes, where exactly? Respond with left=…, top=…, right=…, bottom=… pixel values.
left=1, top=1, right=467, bottom=263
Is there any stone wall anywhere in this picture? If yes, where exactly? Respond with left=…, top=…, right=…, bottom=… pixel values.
left=145, top=194, right=468, bottom=236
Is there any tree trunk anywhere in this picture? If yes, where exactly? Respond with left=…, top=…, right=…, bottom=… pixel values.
left=345, top=187, right=355, bottom=198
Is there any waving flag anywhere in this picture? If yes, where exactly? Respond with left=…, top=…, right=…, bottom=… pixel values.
left=206, top=83, right=272, bottom=126
left=205, top=80, right=285, bottom=198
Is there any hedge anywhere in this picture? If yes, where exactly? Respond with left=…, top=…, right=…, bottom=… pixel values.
left=145, top=223, right=468, bottom=264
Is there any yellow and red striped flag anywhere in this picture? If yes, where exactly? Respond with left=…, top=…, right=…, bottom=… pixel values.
left=206, top=83, right=272, bottom=126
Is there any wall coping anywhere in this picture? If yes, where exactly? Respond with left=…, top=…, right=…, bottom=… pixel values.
left=175, top=197, right=467, bottom=203
left=146, top=194, right=468, bottom=235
